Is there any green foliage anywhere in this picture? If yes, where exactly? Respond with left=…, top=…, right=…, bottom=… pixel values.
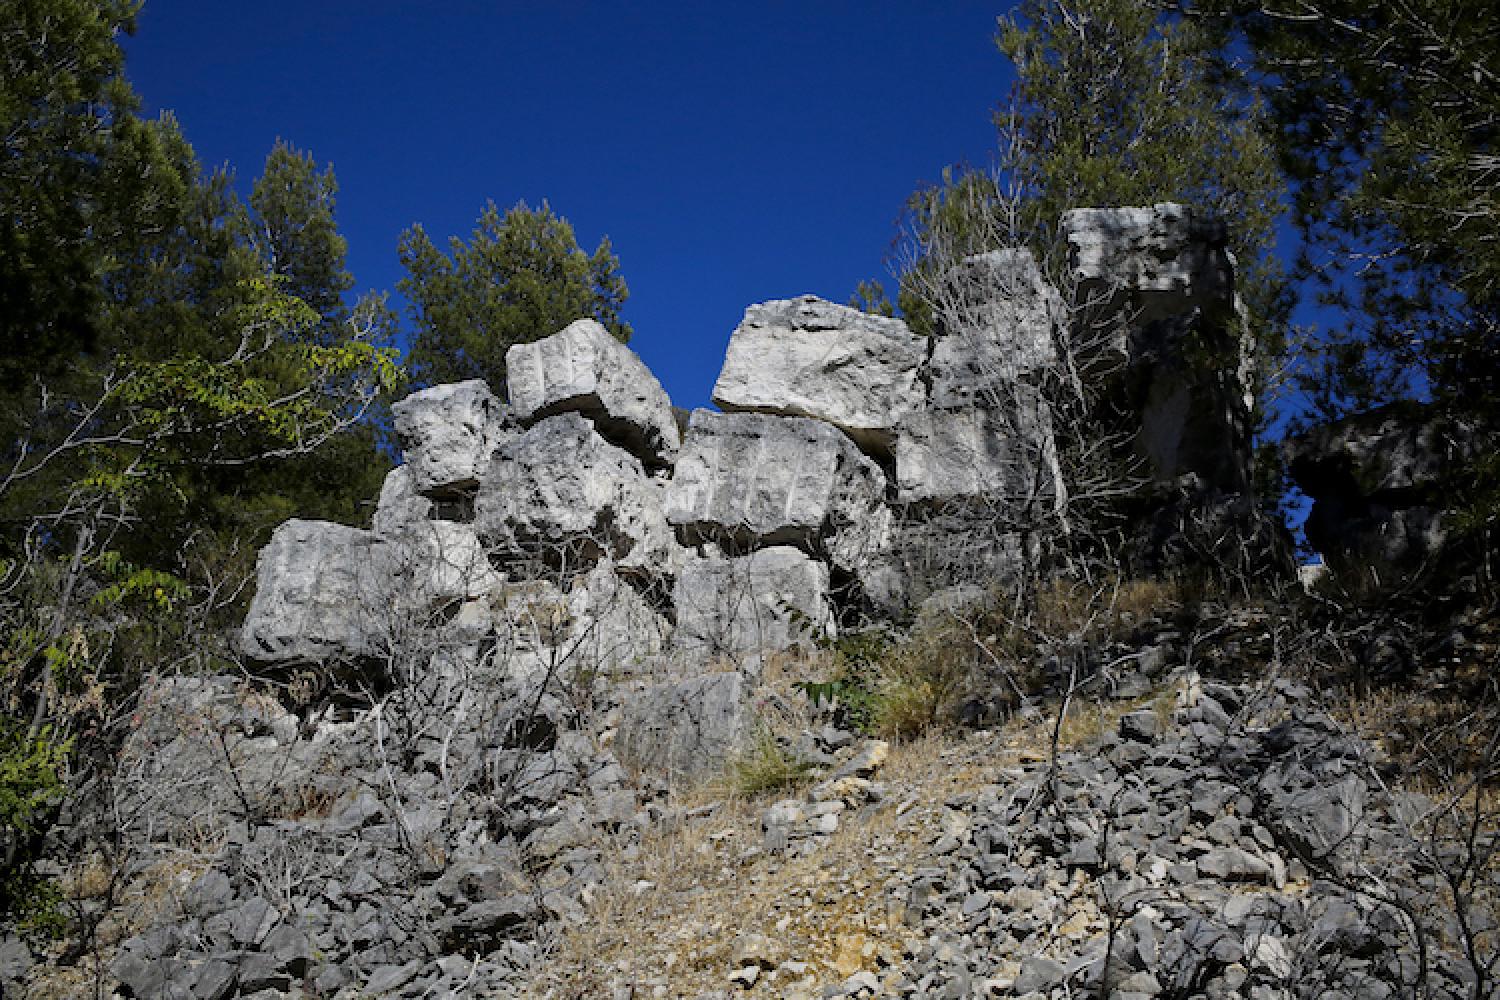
left=249, top=140, right=354, bottom=341
left=0, top=725, right=69, bottom=845
left=398, top=199, right=630, bottom=389
left=0, top=5, right=407, bottom=936
left=847, top=279, right=895, bottom=317
left=0, top=0, right=151, bottom=384
left=0, top=720, right=70, bottom=935
left=798, top=630, right=890, bottom=735
left=1195, top=0, right=1499, bottom=423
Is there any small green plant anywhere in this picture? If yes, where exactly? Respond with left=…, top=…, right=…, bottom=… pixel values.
left=797, top=629, right=889, bottom=734
left=0, top=718, right=72, bottom=936
left=729, top=726, right=814, bottom=797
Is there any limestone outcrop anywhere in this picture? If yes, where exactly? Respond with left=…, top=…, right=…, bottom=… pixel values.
left=40, top=204, right=1481, bottom=1000
left=926, top=248, right=1063, bottom=400
left=474, top=413, right=672, bottom=579
left=1061, top=203, right=1250, bottom=496
left=711, top=295, right=924, bottom=455
left=672, top=545, right=834, bottom=659
left=666, top=410, right=887, bottom=556
left=1061, top=202, right=1234, bottom=337
left=238, top=200, right=1267, bottom=723
left=238, top=520, right=394, bottom=664
left=615, top=671, right=748, bottom=780
left=893, top=389, right=1063, bottom=509
left=506, top=318, right=680, bottom=469
left=391, top=379, right=513, bottom=495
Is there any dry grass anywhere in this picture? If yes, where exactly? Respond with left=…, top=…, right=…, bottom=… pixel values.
left=728, top=725, right=817, bottom=797
left=25, top=847, right=215, bottom=1000
left=529, top=690, right=1154, bottom=999
left=1333, top=686, right=1500, bottom=801
left=862, top=575, right=1184, bottom=742
left=528, top=729, right=972, bottom=998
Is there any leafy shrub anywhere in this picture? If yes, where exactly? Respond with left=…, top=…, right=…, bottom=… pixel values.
left=797, top=629, right=888, bottom=734
left=0, top=719, right=71, bottom=935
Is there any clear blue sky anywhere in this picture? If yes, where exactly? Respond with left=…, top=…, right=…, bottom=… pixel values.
left=125, top=2, right=1013, bottom=409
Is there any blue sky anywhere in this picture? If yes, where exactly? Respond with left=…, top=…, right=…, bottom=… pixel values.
left=125, top=2, right=1012, bottom=409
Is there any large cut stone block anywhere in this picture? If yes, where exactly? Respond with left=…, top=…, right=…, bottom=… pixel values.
left=1061, top=204, right=1252, bottom=493
left=239, top=518, right=502, bottom=666
left=616, top=672, right=747, bottom=781
left=474, top=413, right=672, bottom=579
left=392, top=380, right=514, bottom=496
left=563, top=563, right=672, bottom=677
left=666, top=410, right=887, bottom=558
left=372, top=465, right=433, bottom=537
left=927, top=249, right=1063, bottom=405
left=239, top=520, right=391, bottom=663
left=506, top=318, right=679, bottom=469
left=711, top=295, right=924, bottom=455
left=672, top=546, right=832, bottom=659
left=1060, top=202, right=1233, bottom=333
left=894, top=390, right=1065, bottom=510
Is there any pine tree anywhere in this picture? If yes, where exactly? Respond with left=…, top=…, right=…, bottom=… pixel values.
left=1193, top=0, right=1499, bottom=422
left=0, top=0, right=185, bottom=385
left=249, top=140, right=355, bottom=343
left=902, top=0, right=1289, bottom=363
left=398, top=199, right=630, bottom=390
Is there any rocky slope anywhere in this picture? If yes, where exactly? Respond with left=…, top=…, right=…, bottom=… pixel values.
left=7, top=204, right=1493, bottom=998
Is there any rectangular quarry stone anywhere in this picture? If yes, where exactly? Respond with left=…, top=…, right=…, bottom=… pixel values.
left=926, top=249, right=1063, bottom=405
left=672, top=546, right=832, bottom=659
left=474, top=413, right=672, bottom=581
left=666, top=410, right=885, bottom=552
left=1060, top=202, right=1234, bottom=343
left=239, top=520, right=392, bottom=664
left=894, top=391, right=1065, bottom=510
left=506, top=318, right=680, bottom=469
left=239, top=518, right=502, bottom=666
left=711, top=295, right=923, bottom=456
left=392, top=379, right=512, bottom=496
left=616, top=672, right=748, bottom=781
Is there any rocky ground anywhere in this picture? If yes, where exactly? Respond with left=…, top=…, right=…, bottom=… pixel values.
left=537, top=700, right=1494, bottom=998
left=531, top=615, right=1498, bottom=1000
left=7, top=600, right=1498, bottom=999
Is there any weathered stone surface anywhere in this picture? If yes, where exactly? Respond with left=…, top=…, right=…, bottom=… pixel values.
left=388, top=519, right=504, bottom=609
left=711, top=295, right=924, bottom=455
left=1061, top=202, right=1233, bottom=337
left=859, top=514, right=1026, bottom=619
left=673, top=546, right=832, bottom=658
left=372, top=465, right=433, bottom=537
left=615, top=671, right=747, bottom=780
left=116, top=675, right=335, bottom=841
left=564, top=562, right=673, bottom=676
left=894, top=388, right=1064, bottom=508
left=392, top=379, right=513, bottom=495
left=477, top=580, right=575, bottom=681
left=240, top=517, right=500, bottom=666
left=1062, top=203, right=1251, bottom=493
left=666, top=410, right=887, bottom=560
left=506, top=318, right=679, bottom=469
left=474, top=414, right=672, bottom=579
left=1289, top=402, right=1491, bottom=576
left=239, top=520, right=392, bottom=663
left=927, top=249, right=1063, bottom=404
